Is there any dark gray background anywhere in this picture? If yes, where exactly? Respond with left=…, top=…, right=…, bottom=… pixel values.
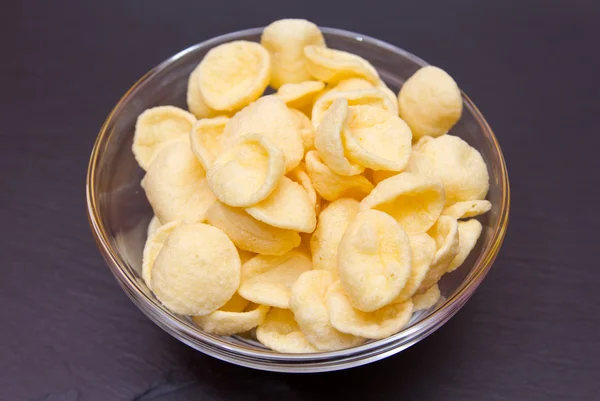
left=2, top=0, right=600, bottom=400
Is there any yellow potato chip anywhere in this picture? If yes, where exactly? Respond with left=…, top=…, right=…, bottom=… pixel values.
left=224, top=96, right=304, bottom=172
left=416, top=135, right=490, bottom=204
left=141, top=220, right=180, bottom=290
left=359, top=172, right=445, bottom=234
left=412, top=284, right=441, bottom=311
left=442, top=200, right=491, bottom=219
left=132, top=106, right=196, bottom=171
left=326, top=281, right=414, bottom=339
left=310, top=198, right=360, bottom=274
left=287, top=164, right=320, bottom=213
left=141, top=139, right=216, bottom=223
left=151, top=223, right=240, bottom=315
left=304, top=45, right=380, bottom=84
left=261, top=19, right=326, bottom=89
left=413, top=135, right=434, bottom=151
left=314, top=98, right=364, bottom=176
left=447, top=219, right=483, bottom=272
left=398, top=66, right=463, bottom=139
left=207, top=133, right=286, bottom=207
left=338, top=209, right=412, bottom=312
left=146, top=215, right=162, bottom=237
left=330, top=78, right=398, bottom=110
left=238, top=250, right=312, bottom=309
left=186, top=64, right=220, bottom=119
left=192, top=300, right=269, bottom=336
left=289, top=109, right=316, bottom=153
left=393, top=233, right=437, bottom=303
left=246, top=176, right=317, bottom=233
left=305, top=150, right=374, bottom=202
left=205, top=202, right=301, bottom=256
left=189, top=116, right=229, bottom=170
left=256, top=308, right=318, bottom=353
left=343, top=105, right=412, bottom=171
left=198, top=41, right=271, bottom=111
left=404, top=148, right=433, bottom=176
left=418, top=216, right=460, bottom=291
left=277, top=80, right=325, bottom=109
left=290, top=270, right=364, bottom=351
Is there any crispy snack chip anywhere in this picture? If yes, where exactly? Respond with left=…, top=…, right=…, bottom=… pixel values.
left=187, top=64, right=220, bottom=119
left=287, top=164, right=320, bottom=213
left=142, top=221, right=180, bottom=290
left=447, top=219, right=483, bottom=272
left=189, top=116, right=230, bottom=170
left=412, top=284, right=441, bottom=311
left=289, top=109, right=316, bottom=153
left=442, top=200, right=491, bottom=219
left=147, top=216, right=162, bottom=237
left=394, top=233, right=437, bottom=303
left=304, top=45, right=380, bottom=84
left=277, top=80, right=325, bottom=109
left=256, top=308, right=318, bottom=353
left=418, top=216, right=460, bottom=292
left=192, top=293, right=269, bottom=336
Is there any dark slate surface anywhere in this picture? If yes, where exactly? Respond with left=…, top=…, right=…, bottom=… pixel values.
left=2, top=0, right=600, bottom=400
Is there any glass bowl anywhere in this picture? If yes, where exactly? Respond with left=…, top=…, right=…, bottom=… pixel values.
left=86, top=27, right=509, bottom=373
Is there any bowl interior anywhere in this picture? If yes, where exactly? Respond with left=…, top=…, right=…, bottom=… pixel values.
left=88, top=28, right=508, bottom=362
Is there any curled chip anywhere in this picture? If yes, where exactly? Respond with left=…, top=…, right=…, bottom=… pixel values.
left=277, top=80, right=325, bottom=109
left=312, top=88, right=396, bottom=129
left=310, top=198, right=360, bottom=273
left=147, top=216, right=162, bottom=237
left=151, top=223, right=240, bottom=316
left=187, top=64, right=220, bottom=119
left=132, top=106, right=197, bottom=171
left=398, top=66, right=463, bottom=139
left=304, top=45, right=380, bottom=84
left=206, top=202, right=301, bottom=256
left=238, top=249, right=312, bottom=309
left=305, top=150, right=374, bottom=201
left=338, top=209, right=412, bottom=312
left=289, top=109, right=315, bottom=152
left=412, top=284, right=441, bottom=312
left=141, top=139, right=216, bottom=224
left=314, top=98, right=364, bottom=176
left=207, top=133, right=286, bottom=207
left=198, top=41, right=271, bottom=111
left=189, top=116, right=229, bottom=170
left=246, top=176, right=317, bottom=233
left=393, top=233, right=437, bottom=303
left=224, top=96, right=304, bottom=172
left=192, top=293, right=269, bottom=336
left=261, top=19, right=326, bottom=89
left=359, top=172, right=445, bottom=234
left=331, top=78, right=398, bottom=111
left=413, top=135, right=434, bottom=151
left=448, top=219, right=483, bottom=272
left=418, top=216, right=460, bottom=292
left=442, top=200, right=491, bottom=219
left=326, top=281, right=414, bottom=339
left=256, top=308, right=318, bottom=353
left=142, top=221, right=180, bottom=290
left=343, top=104, right=413, bottom=171
left=415, top=135, right=490, bottom=204
left=287, top=164, right=320, bottom=213
left=290, top=270, right=364, bottom=351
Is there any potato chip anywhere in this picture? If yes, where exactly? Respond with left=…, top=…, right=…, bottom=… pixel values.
left=261, top=19, right=326, bottom=89
left=151, top=223, right=240, bottom=315
left=311, top=88, right=396, bottom=129
left=289, top=109, right=316, bottom=152
left=310, top=198, right=360, bottom=274
left=205, top=202, right=301, bottom=256
left=277, top=80, right=325, bottom=109
left=447, top=219, right=483, bottom=272
left=398, top=66, right=463, bottom=139
left=413, top=135, right=434, bottom=151
left=132, top=106, right=196, bottom=171
left=192, top=300, right=269, bottom=336
left=416, top=135, right=490, bottom=204
left=330, top=78, right=398, bottom=110
left=290, top=270, right=364, bottom=351
left=256, top=308, right=318, bottom=353
left=404, top=148, right=433, bottom=176
left=442, top=200, right=491, bottom=219
left=393, top=233, right=437, bottom=303
left=287, top=164, right=320, bottom=212
left=338, top=209, right=412, bottom=312
left=186, top=64, right=220, bottom=119
left=224, top=96, right=304, bottom=172
left=207, top=133, right=286, bottom=207
left=412, top=284, right=441, bottom=311
left=314, top=98, right=364, bottom=176
left=418, top=216, right=460, bottom=291
left=343, top=105, right=412, bottom=171
left=359, top=172, right=445, bottom=234
left=189, top=116, right=229, bottom=170
left=198, top=41, right=271, bottom=111
left=141, top=221, right=180, bottom=290
left=304, top=46, right=380, bottom=84
left=238, top=249, right=312, bottom=308
left=147, top=215, right=162, bottom=237
left=326, top=281, right=413, bottom=339
left=141, top=139, right=216, bottom=223
left=305, top=150, right=374, bottom=201
left=246, top=176, right=316, bottom=233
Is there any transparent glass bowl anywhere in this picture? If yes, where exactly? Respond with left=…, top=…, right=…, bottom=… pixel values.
left=86, top=27, right=509, bottom=372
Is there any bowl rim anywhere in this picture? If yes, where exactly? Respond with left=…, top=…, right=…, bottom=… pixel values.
left=86, top=26, right=510, bottom=368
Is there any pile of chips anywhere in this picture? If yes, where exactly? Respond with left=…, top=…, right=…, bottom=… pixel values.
left=133, top=19, right=491, bottom=353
